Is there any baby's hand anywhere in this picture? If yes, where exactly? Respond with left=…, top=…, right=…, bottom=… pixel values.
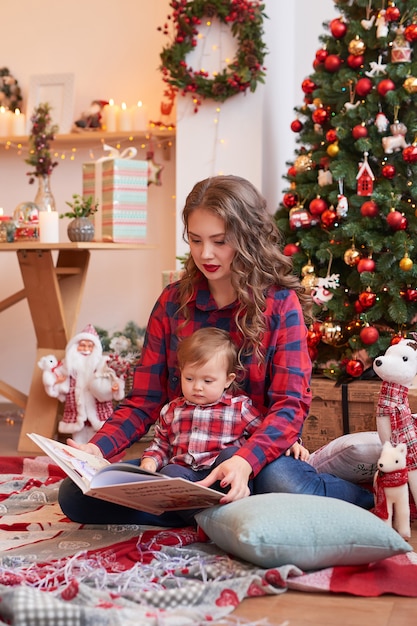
left=66, top=439, right=103, bottom=457
left=285, top=441, right=310, bottom=461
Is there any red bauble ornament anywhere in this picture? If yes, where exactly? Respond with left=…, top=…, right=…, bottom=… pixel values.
left=354, top=300, right=364, bottom=314
left=315, top=48, right=328, bottom=64
left=302, top=78, right=317, bottom=94
left=360, top=200, right=379, bottom=217
left=391, top=335, right=403, bottom=345
left=347, top=54, right=364, bottom=69
left=358, top=290, right=376, bottom=309
left=312, top=108, right=329, bottom=125
left=309, top=197, right=327, bottom=216
left=324, top=54, right=342, bottom=72
left=326, top=129, right=338, bottom=143
left=282, top=192, right=298, bottom=209
left=283, top=243, right=299, bottom=256
left=386, top=210, right=406, bottom=230
left=403, top=144, right=417, bottom=163
left=386, top=6, right=401, bottom=22
left=405, top=23, right=417, bottom=42
left=307, top=322, right=322, bottom=348
left=360, top=325, right=380, bottom=345
left=346, top=359, right=364, bottom=378
left=352, top=124, right=368, bottom=139
left=330, top=18, right=347, bottom=38
left=291, top=119, right=303, bottom=132
left=357, top=257, right=376, bottom=273
left=381, top=164, right=396, bottom=179
left=377, top=79, right=395, bottom=96
left=356, top=77, right=373, bottom=97
left=287, top=166, right=297, bottom=177
left=404, top=288, right=417, bottom=302
left=321, top=208, right=337, bottom=228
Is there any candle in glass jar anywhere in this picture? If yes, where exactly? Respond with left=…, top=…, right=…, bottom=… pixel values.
left=118, top=102, right=131, bottom=131
left=131, top=100, right=148, bottom=131
left=39, top=211, right=59, bottom=243
left=0, top=106, right=11, bottom=136
left=103, top=99, right=119, bottom=132
left=12, top=108, right=26, bottom=136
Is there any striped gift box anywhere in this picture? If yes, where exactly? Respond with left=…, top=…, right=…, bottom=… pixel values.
left=82, top=158, right=148, bottom=243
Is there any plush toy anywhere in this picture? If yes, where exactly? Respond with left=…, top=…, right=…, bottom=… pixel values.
left=373, top=441, right=410, bottom=539
left=373, top=338, right=417, bottom=515
left=37, top=355, right=68, bottom=402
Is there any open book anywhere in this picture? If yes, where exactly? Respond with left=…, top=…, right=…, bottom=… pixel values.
left=28, top=433, right=223, bottom=515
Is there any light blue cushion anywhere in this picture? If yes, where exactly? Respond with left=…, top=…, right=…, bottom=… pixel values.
left=195, top=493, right=412, bottom=571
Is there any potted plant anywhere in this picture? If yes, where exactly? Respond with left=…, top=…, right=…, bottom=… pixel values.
left=61, top=194, right=98, bottom=242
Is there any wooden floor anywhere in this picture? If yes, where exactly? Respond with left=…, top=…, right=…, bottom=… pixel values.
left=1, top=404, right=416, bottom=625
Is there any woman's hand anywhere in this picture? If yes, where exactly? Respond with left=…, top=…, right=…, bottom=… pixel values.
left=66, top=438, right=103, bottom=458
left=285, top=440, right=310, bottom=461
left=139, top=458, right=158, bottom=473
left=197, top=456, right=253, bottom=504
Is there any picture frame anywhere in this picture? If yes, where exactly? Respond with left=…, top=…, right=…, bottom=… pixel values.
left=26, top=73, right=75, bottom=134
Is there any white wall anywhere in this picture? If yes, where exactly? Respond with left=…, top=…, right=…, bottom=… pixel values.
left=1, top=0, right=336, bottom=398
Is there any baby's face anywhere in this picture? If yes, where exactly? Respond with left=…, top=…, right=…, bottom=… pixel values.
left=181, top=352, right=235, bottom=406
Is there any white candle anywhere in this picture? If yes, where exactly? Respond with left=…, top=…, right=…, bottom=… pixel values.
left=103, top=99, right=119, bottom=132
left=0, top=106, right=11, bottom=136
left=12, top=108, right=26, bottom=136
left=131, top=100, right=148, bottom=131
left=39, top=211, right=59, bottom=243
left=118, top=102, right=131, bottom=131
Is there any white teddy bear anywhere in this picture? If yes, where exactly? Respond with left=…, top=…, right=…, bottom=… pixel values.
left=373, top=339, right=417, bottom=518
left=37, top=355, right=68, bottom=402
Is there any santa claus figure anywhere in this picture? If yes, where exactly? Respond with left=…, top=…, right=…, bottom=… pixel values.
left=45, top=324, right=125, bottom=443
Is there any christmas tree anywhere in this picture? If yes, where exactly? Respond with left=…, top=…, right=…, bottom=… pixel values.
left=275, top=0, right=417, bottom=382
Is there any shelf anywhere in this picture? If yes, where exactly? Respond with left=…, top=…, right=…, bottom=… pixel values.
left=0, top=127, right=176, bottom=147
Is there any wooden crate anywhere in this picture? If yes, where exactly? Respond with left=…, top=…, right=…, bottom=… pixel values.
left=302, top=377, right=381, bottom=452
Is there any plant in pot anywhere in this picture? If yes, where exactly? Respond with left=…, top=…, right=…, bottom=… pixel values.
left=61, top=194, right=98, bottom=242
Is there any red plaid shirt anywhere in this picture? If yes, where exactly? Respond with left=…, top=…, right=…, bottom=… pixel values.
left=141, top=391, right=264, bottom=471
left=91, top=277, right=312, bottom=476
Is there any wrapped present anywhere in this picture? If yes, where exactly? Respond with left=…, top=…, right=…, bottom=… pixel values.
left=82, top=145, right=148, bottom=242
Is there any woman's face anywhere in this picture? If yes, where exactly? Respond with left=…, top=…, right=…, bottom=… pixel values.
left=187, top=208, right=236, bottom=284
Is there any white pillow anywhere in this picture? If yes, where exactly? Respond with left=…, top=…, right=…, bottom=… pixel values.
left=195, top=493, right=411, bottom=571
left=308, top=431, right=382, bottom=483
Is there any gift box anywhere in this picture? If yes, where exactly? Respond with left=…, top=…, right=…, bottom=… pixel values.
left=82, top=152, right=148, bottom=243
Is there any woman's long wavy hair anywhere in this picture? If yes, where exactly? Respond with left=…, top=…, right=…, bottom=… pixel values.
left=178, top=175, right=312, bottom=364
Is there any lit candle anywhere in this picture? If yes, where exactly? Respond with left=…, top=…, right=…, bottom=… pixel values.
left=131, top=100, right=148, bottom=131
left=12, top=108, right=26, bottom=136
left=118, top=102, right=132, bottom=131
left=39, top=211, right=59, bottom=243
left=0, top=106, right=11, bottom=136
left=103, top=99, right=119, bottom=132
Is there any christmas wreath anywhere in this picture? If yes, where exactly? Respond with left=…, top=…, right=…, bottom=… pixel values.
left=159, top=0, right=267, bottom=109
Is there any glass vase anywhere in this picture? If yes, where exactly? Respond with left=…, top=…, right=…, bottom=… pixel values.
left=34, top=174, right=56, bottom=212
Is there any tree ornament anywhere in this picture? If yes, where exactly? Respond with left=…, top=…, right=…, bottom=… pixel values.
left=345, top=359, right=365, bottom=378
left=301, top=259, right=317, bottom=290
left=386, top=6, right=401, bottom=22
left=287, top=165, right=297, bottom=178
left=399, top=253, right=413, bottom=271
left=386, top=208, right=407, bottom=230
left=327, top=142, right=339, bottom=157
left=377, top=78, right=396, bottom=96
left=320, top=319, right=345, bottom=347
left=356, top=77, right=373, bottom=96
left=283, top=242, right=299, bottom=256
left=403, top=287, right=417, bottom=302
left=403, top=76, right=417, bottom=93
left=360, top=324, right=380, bottom=345
left=360, top=200, right=379, bottom=218
left=330, top=18, right=347, bottom=38
left=402, top=143, right=417, bottom=163
left=291, top=119, right=303, bottom=132
left=376, top=10, right=388, bottom=38
left=311, top=273, right=340, bottom=306
left=347, top=54, right=364, bottom=69
left=365, top=55, right=387, bottom=77
left=352, top=124, right=368, bottom=139
left=382, top=163, right=396, bottom=179
left=302, top=78, right=317, bottom=94
left=357, top=255, right=376, bottom=273
left=321, top=206, right=337, bottom=228
left=375, top=112, right=390, bottom=133
left=307, top=322, right=323, bottom=348
left=336, top=178, right=348, bottom=218
left=309, top=196, right=327, bottom=216
left=158, top=0, right=267, bottom=108
left=283, top=192, right=298, bottom=208
left=315, top=48, right=329, bottom=64
left=391, top=25, right=411, bottom=63
left=404, top=23, right=417, bottom=42
left=358, top=288, right=377, bottom=309
left=318, top=168, right=333, bottom=186
left=312, top=107, right=329, bottom=125
left=348, top=37, right=366, bottom=56
left=326, top=128, right=338, bottom=143
left=289, top=205, right=314, bottom=229
left=294, top=153, right=313, bottom=172
left=356, top=152, right=375, bottom=196
left=324, top=54, right=342, bottom=72
left=382, top=121, right=408, bottom=154
left=344, top=245, right=360, bottom=266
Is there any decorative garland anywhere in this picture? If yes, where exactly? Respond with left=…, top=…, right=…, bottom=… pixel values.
left=159, top=0, right=267, bottom=110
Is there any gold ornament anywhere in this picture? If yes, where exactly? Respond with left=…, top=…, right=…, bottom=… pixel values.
left=320, top=320, right=346, bottom=346
left=301, top=260, right=315, bottom=276
left=313, top=97, right=322, bottom=108
left=348, top=37, right=366, bottom=56
left=399, top=253, right=413, bottom=271
left=294, top=154, right=313, bottom=173
left=343, top=245, right=360, bottom=266
left=301, top=259, right=316, bottom=291
left=327, top=142, right=339, bottom=157
left=403, top=76, right=417, bottom=93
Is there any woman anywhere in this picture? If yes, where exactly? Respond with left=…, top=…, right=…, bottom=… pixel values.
left=59, top=175, right=374, bottom=525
